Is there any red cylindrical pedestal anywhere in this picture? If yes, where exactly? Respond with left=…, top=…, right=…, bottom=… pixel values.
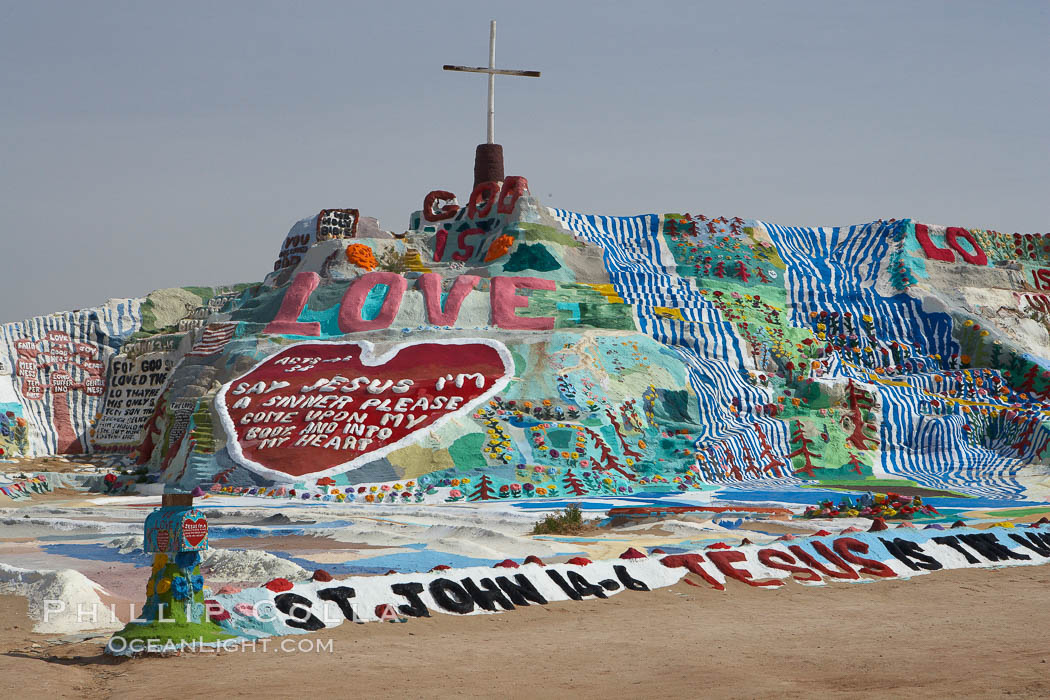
left=474, top=143, right=505, bottom=187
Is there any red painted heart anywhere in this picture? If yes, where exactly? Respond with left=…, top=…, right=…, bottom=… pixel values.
left=182, top=517, right=208, bottom=548
left=216, top=340, right=512, bottom=479
left=155, top=529, right=170, bottom=552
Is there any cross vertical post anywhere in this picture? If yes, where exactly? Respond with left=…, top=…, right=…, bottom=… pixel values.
left=443, top=22, right=540, bottom=186
left=487, top=20, right=496, bottom=145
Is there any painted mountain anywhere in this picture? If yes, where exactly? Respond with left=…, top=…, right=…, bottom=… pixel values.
left=3, top=176, right=1049, bottom=506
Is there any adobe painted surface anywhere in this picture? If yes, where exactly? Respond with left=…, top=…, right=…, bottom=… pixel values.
left=2, top=176, right=1049, bottom=511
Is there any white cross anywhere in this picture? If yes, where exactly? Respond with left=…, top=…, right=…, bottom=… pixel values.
left=443, top=20, right=541, bottom=145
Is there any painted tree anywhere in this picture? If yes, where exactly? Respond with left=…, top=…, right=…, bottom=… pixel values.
left=1018, top=364, right=1040, bottom=394
left=602, top=410, right=643, bottom=460
left=740, top=442, right=761, bottom=478
left=787, top=420, right=823, bottom=478
left=844, top=452, right=865, bottom=476
left=843, top=379, right=879, bottom=450
left=752, top=422, right=786, bottom=477
left=1010, top=414, right=1039, bottom=458
left=722, top=447, right=742, bottom=481
left=694, top=453, right=713, bottom=481
left=468, top=474, right=498, bottom=501
left=562, top=469, right=588, bottom=496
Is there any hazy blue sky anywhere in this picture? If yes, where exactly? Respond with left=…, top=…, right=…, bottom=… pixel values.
left=2, top=1, right=1047, bottom=322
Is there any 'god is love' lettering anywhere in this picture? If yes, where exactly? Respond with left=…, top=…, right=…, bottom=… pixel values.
left=216, top=340, right=513, bottom=479
left=263, top=271, right=557, bottom=336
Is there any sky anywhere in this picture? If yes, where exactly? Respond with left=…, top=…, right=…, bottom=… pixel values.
left=1, top=0, right=1048, bottom=322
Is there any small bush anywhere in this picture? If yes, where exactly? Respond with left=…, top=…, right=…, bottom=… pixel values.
left=531, top=504, right=585, bottom=535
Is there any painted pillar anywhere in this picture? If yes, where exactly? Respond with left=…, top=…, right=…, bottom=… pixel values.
left=108, top=493, right=232, bottom=653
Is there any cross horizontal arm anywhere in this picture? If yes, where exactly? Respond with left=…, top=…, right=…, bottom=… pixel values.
left=443, top=65, right=541, bottom=78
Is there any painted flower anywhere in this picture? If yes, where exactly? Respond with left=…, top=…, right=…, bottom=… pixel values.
left=156, top=577, right=171, bottom=595
left=170, top=576, right=191, bottom=600
left=344, top=243, right=378, bottom=270
left=265, top=578, right=294, bottom=593
left=191, top=574, right=205, bottom=593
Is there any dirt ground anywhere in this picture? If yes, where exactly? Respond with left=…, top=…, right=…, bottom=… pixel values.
left=2, top=565, right=1049, bottom=699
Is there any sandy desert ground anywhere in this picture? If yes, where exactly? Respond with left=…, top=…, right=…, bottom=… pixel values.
left=4, top=463, right=1050, bottom=700
left=2, top=564, right=1050, bottom=700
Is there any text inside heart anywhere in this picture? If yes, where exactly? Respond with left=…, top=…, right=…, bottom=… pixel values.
left=182, top=517, right=208, bottom=548
left=217, top=340, right=512, bottom=479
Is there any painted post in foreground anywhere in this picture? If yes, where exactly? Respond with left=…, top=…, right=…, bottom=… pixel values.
left=107, top=492, right=234, bottom=654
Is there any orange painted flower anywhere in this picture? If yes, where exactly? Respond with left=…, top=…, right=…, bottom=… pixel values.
left=484, top=234, right=515, bottom=262
left=345, top=243, right=378, bottom=270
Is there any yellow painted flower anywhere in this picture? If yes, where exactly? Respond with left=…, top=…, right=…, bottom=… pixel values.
left=156, top=577, right=171, bottom=594
left=152, top=553, right=168, bottom=573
